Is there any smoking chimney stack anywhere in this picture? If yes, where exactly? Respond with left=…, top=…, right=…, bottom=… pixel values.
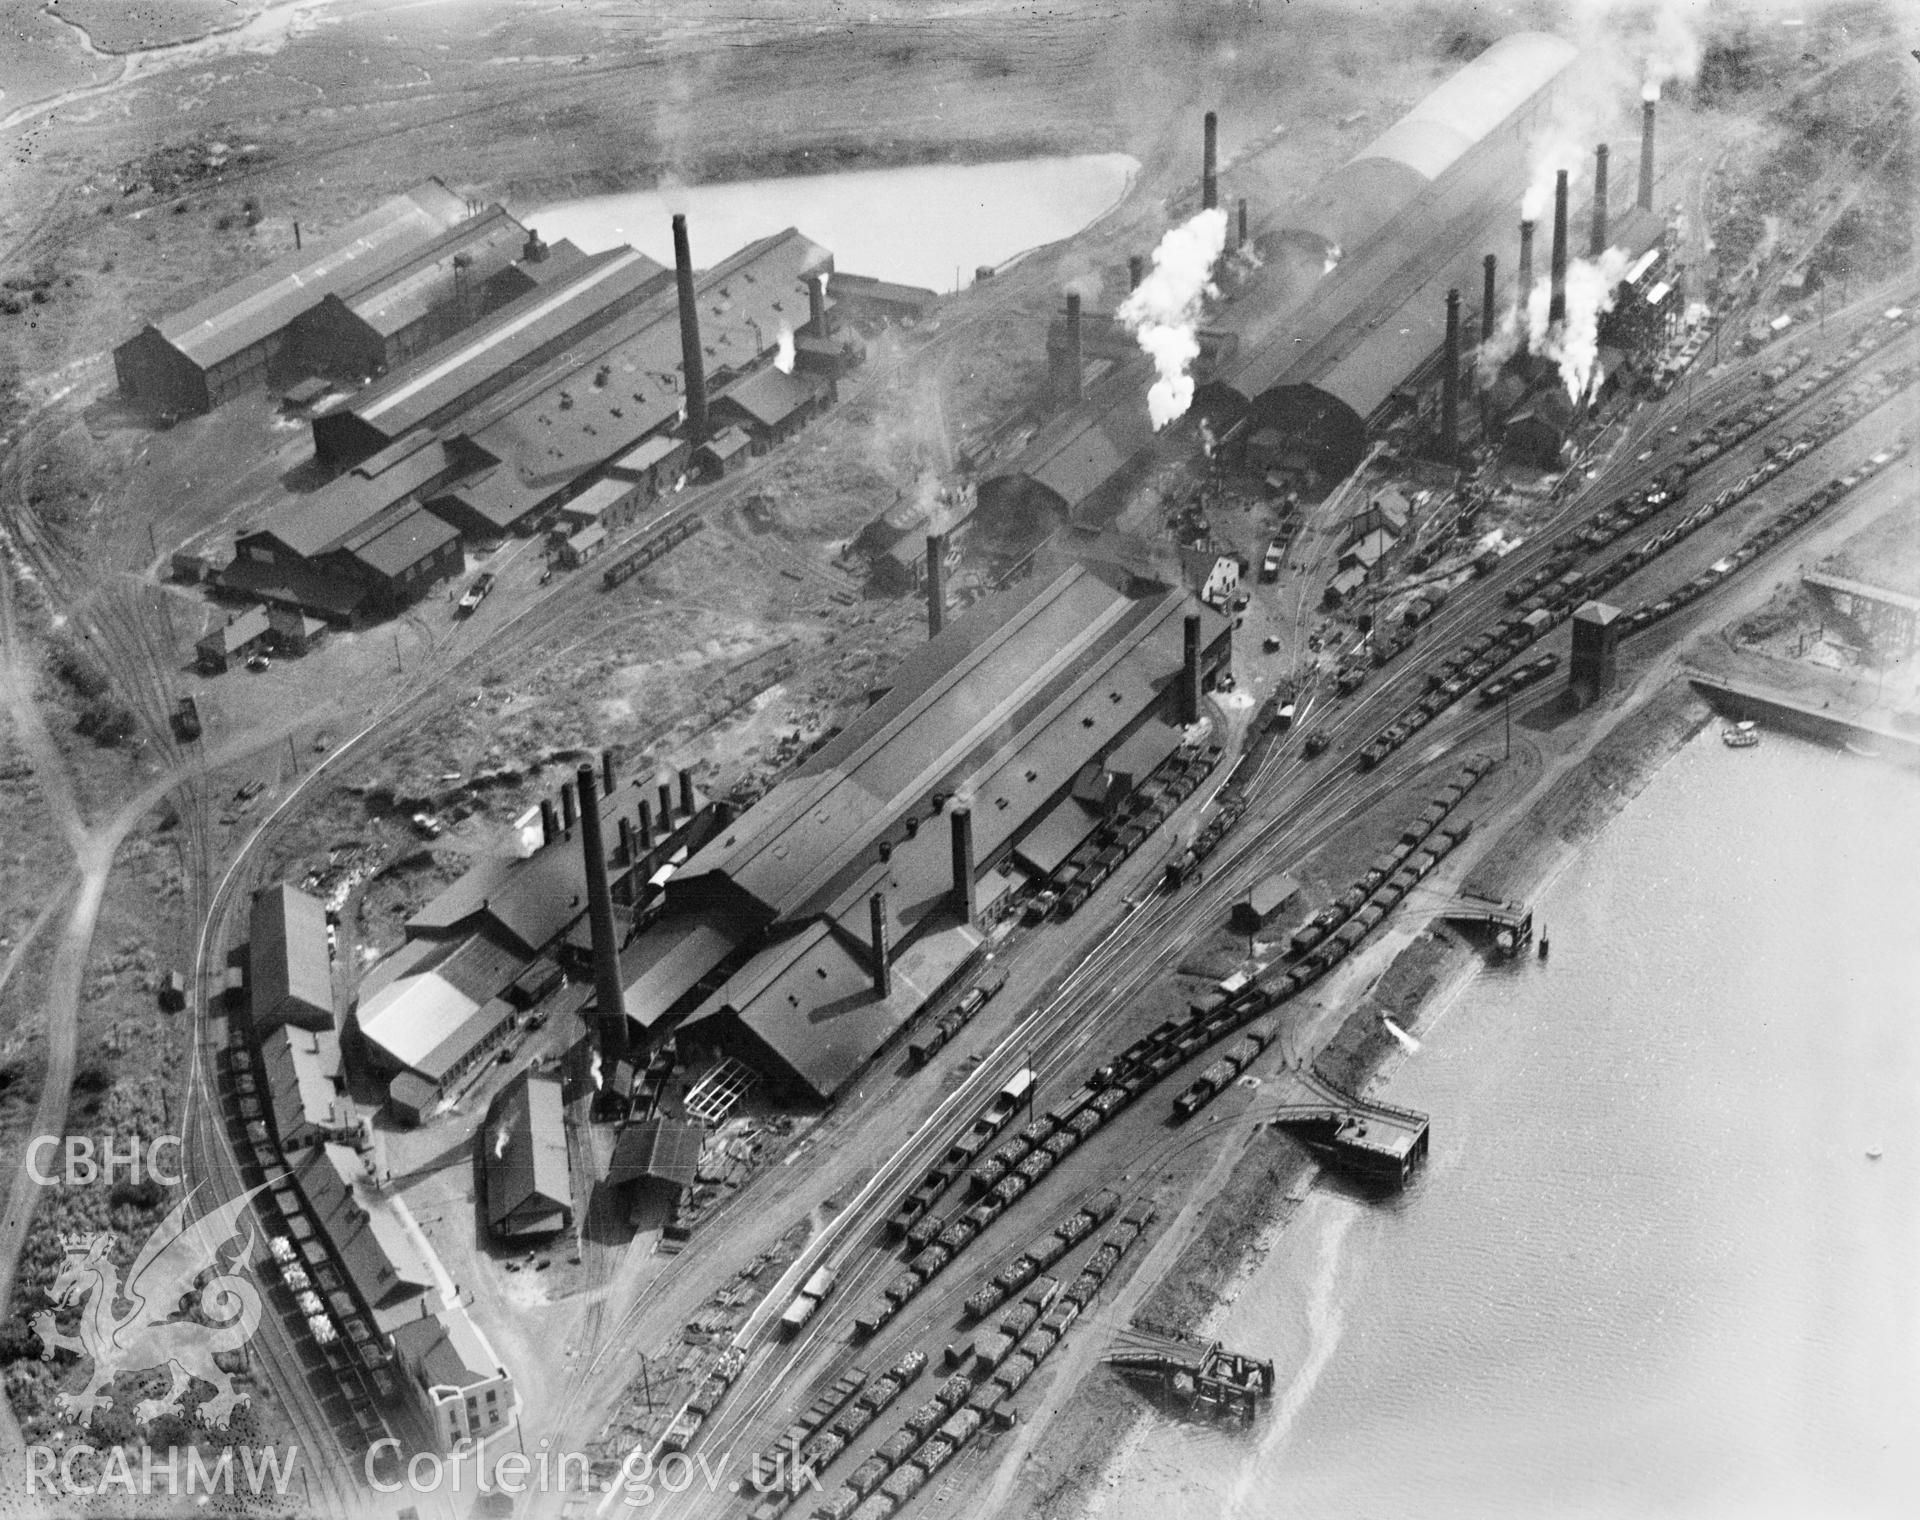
left=1237, top=198, right=1248, bottom=252
left=575, top=765, right=628, bottom=1069
left=1481, top=253, right=1498, bottom=345
left=672, top=214, right=708, bottom=444
left=637, top=798, right=654, bottom=855
left=540, top=798, right=558, bottom=846
left=560, top=780, right=577, bottom=833
left=1202, top=111, right=1218, bottom=212
left=1518, top=219, right=1536, bottom=344
left=1129, top=254, right=1144, bottom=290
left=807, top=273, right=830, bottom=337
left=678, top=767, right=695, bottom=818
left=869, top=892, right=892, bottom=999
left=926, top=532, right=947, bottom=638
left=1590, top=144, right=1610, bottom=257
left=1549, top=169, right=1570, bottom=327
left=1638, top=98, right=1657, bottom=212
left=1441, top=288, right=1461, bottom=461
left=1181, top=614, right=1203, bottom=726
left=1063, top=292, right=1084, bottom=405
left=950, top=806, right=977, bottom=926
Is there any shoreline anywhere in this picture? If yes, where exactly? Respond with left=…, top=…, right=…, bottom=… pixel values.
left=992, top=671, right=1718, bottom=1520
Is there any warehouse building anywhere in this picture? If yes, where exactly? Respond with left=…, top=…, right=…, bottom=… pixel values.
left=312, top=244, right=674, bottom=472
left=249, top=883, right=334, bottom=1032
left=113, top=180, right=469, bottom=416
left=289, top=1140, right=515, bottom=1453
left=260, top=1024, right=356, bottom=1153
left=351, top=931, right=526, bottom=1125
left=618, top=561, right=1231, bottom=1102
left=422, top=228, right=832, bottom=537
left=221, top=432, right=465, bottom=621
left=483, top=1069, right=573, bottom=1239
left=981, top=32, right=1668, bottom=515
left=282, top=207, right=537, bottom=382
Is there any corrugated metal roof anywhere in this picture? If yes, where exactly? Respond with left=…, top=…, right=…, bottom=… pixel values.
left=262, top=1025, right=343, bottom=1145
left=342, top=206, right=528, bottom=338
left=152, top=181, right=467, bottom=368
left=676, top=566, right=1138, bottom=922
left=607, top=1118, right=704, bottom=1189
left=357, top=971, right=481, bottom=1072
left=247, top=434, right=451, bottom=560
left=462, top=230, right=830, bottom=490
left=715, top=364, right=819, bottom=428
left=249, top=883, right=333, bottom=1025
left=618, top=910, right=741, bottom=1026
left=484, top=1070, right=571, bottom=1232
left=344, top=503, right=461, bottom=580
left=292, top=1143, right=437, bottom=1322
left=342, top=247, right=667, bottom=437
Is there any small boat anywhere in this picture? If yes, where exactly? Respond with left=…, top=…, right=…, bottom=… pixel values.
left=1867, top=1146, right=1883, bottom=1160
left=1722, top=720, right=1759, bottom=748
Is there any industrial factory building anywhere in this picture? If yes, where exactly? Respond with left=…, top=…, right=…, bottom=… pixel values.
left=221, top=432, right=465, bottom=621
left=248, top=882, right=335, bottom=1032
left=113, top=180, right=471, bottom=416
left=483, top=1069, right=573, bottom=1239
left=983, top=30, right=1672, bottom=513
left=281, top=206, right=539, bottom=382
left=311, top=243, right=675, bottom=473
left=633, top=561, right=1230, bottom=1102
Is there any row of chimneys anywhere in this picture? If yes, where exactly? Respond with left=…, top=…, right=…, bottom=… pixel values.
left=1437, top=103, right=1658, bottom=460
left=539, top=753, right=703, bottom=1067
left=866, top=802, right=980, bottom=995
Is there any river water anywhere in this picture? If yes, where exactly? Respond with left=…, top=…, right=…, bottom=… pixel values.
left=1089, top=729, right=1920, bottom=1520
left=526, top=153, right=1138, bottom=293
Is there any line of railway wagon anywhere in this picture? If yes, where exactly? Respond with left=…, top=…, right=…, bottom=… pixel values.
left=856, top=757, right=1493, bottom=1336
left=746, top=1196, right=1155, bottom=1520
left=1358, top=343, right=1920, bottom=771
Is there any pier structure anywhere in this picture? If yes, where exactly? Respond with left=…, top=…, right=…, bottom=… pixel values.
left=1280, top=1068, right=1431, bottom=1187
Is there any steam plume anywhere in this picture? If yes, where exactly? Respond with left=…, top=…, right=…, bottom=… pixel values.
left=1640, top=1, right=1702, bottom=100
left=1542, top=247, right=1633, bottom=403
left=1117, top=207, right=1228, bottom=429
left=493, top=1127, right=510, bottom=1160
left=589, top=1049, right=604, bottom=1092
left=774, top=324, right=796, bottom=374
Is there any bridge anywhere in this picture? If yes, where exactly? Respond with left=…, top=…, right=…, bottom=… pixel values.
left=1803, top=570, right=1919, bottom=657
left=1269, top=1067, right=1431, bottom=1187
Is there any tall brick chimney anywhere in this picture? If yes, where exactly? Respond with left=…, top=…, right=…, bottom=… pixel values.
left=1590, top=143, right=1610, bottom=257
left=950, top=806, right=977, bottom=926
left=1202, top=111, right=1218, bottom=212
left=1549, top=169, right=1570, bottom=327
left=1441, top=288, right=1461, bottom=461
left=1638, top=97, right=1657, bottom=212
left=869, top=892, right=892, bottom=999
left=672, top=214, right=708, bottom=444
left=1518, top=219, right=1536, bottom=346
left=1063, top=292, right=1084, bottom=405
left=1481, top=253, right=1498, bottom=345
left=575, top=764, right=627, bottom=1069
left=926, top=532, right=947, bottom=638
left=1181, top=614, right=1203, bottom=726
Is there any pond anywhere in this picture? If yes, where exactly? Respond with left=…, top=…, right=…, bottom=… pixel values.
left=526, top=153, right=1139, bottom=293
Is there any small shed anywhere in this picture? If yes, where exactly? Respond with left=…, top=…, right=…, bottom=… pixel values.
left=1231, top=873, right=1300, bottom=932
left=606, top=435, right=690, bottom=500
left=694, top=427, right=752, bottom=481
left=197, top=607, right=274, bottom=673
left=555, top=523, right=607, bottom=569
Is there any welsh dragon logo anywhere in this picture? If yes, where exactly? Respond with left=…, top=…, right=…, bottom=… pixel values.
left=34, top=1183, right=268, bottom=1429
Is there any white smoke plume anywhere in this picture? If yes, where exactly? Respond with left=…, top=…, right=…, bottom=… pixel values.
left=589, top=1049, right=604, bottom=1092
left=1117, top=206, right=1228, bottom=430
left=774, top=324, right=796, bottom=374
left=1641, top=1, right=1703, bottom=99
left=1541, top=246, right=1634, bottom=403
left=493, top=1127, right=510, bottom=1161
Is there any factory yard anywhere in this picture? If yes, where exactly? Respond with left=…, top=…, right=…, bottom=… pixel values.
left=0, top=4, right=1915, bottom=1520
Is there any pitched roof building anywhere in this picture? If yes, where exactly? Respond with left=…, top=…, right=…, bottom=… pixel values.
left=114, top=181, right=469, bottom=415
left=249, top=882, right=334, bottom=1032
left=483, top=1069, right=572, bottom=1238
